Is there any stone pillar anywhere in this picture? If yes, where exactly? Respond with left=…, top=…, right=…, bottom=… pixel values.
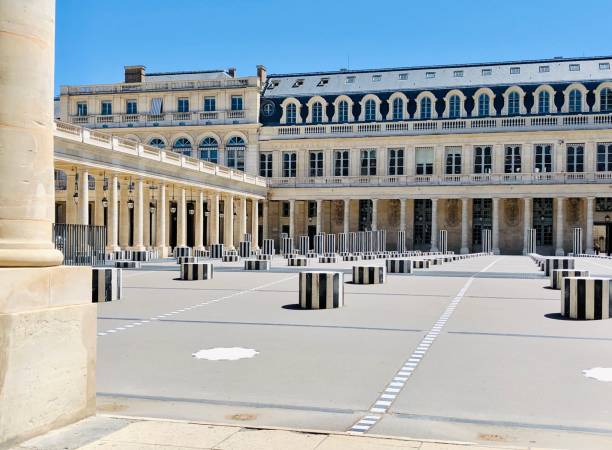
left=262, top=200, right=269, bottom=240
left=77, top=169, right=89, bottom=225
left=106, top=175, right=119, bottom=252
left=556, top=197, right=565, bottom=256
left=289, top=199, right=295, bottom=240
left=371, top=199, right=378, bottom=231
left=156, top=184, right=168, bottom=256
left=460, top=197, right=469, bottom=254
left=343, top=199, right=350, bottom=234
left=586, top=197, right=594, bottom=254
left=224, top=194, right=234, bottom=249
left=119, top=183, right=129, bottom=248
left=133, top=179, right=145, bottom=251
left=251, top=200, right=259, bottom=248
left=523, top=197, right=532, bottom=255
left=399, top=198, right=406, bottom=232
left=316, top=199, right=322, bottom=234
left=0, top=0, right=95, bottom=446
left=431, top=198, right=439, bottom=252
left=239, top=196, right=247, bottom=241
left=195, top=191, right=205, bottom=250
left=492, top=197, right=500, bottom=255
left=177, top=188, right=186, bottom=248
left=209, top=192, right=219, bottom=245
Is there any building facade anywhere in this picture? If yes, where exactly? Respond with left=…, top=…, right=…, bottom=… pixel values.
left=57, top=56, right=612, bottom=255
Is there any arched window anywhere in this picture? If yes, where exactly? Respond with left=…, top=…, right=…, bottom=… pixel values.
left=338, top=100, right=349, bottom=122
left=148, top=138, right=165, bottom=149
left=508, top=92, right=520, bottom=115
left=311, top=102, right=323, bottom=123
left=601, top=88, right=612, bottom=112
left=286, top=103, right=297, bottom=124
left=478, top=94, right=490, bottom=117
left=569, top=89, right=582, bottom=113
left=172, top=137, right=192, bottom=157
left=392, top=98, right=403, bottom=120
left=364, top=99, right=376, bottom=121
left=449, top=95, right=461, bottom=118
left=198, top=137, right=218, bottom=163
left=420, top=97, right=432, bottom=119
left=538, top=90, right=550, bottom=114
left=226, top=136, right=245, bottom=171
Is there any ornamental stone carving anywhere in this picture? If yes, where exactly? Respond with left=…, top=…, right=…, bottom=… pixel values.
left=445, top=199, right=460, bottom=228
left=567, top=198, right=582, bottom=226
left=504, top=198, right=520, bottom=227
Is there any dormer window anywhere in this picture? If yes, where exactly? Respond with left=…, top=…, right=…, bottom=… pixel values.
left=482, top=69, right=492, bottom=76
left=539, top=65, right=550, bottom=73
left=268, top=80, right=280, bottom=90
left=372, top=74, right=382, bottom=82
left=317, top=78, right=329, bottom=86
left=346, top=76, right=355, bottom=84
left=453, top=70, right=464, bottom=78
left=599, top=62, right=610, bottom=70
left=292, top=79, right=304, bottom=88
left=569, top=64, right=580, bottom=72
left=425, top=72, right=436, bottom=79
left=398, top=73, right=408, bottom=80
left=510, top=67, right=520, bottom=74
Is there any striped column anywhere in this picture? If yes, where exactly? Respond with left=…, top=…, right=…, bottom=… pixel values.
left=481, top=229, right=492, bottom=253
left=181, top=263, right=213, bottom=280
left=114, top=261, right=141, bottom=269
left=222, top=253, right=239, bottom=262
left=527, top=228, right=537, bottom=254
left=544, top=257, right=575, bottom=276
left=239, top=240, right=251, bottom=258
left=174, top=247, right=192, bottom=258
left=177, top=256, right=198, bottom=264
left=551, top=269, right=589, bottom=290
left=243, top=233, right=252, bottom=243
left=326, top=234, right=336, bottom=254
left=281, top=237, right=294, bottom=255
left=352, top=265, right=386, bottom=284
left=562, top=277, right=612, bottom=320
left=386, top=258, right=412, bottom=273
left=244, top=259, right=270, bottom=271
left=348, top=232, right=357, bottom=253
left=262, top=239, right=275, bottom=255
left=319, top=255, right=338, bottom=263
left=210, top=243, right=224, bottom=259
left=299, top=271, right=344, bottom=309
left=92, top=268, right=122, bottom=302
left=573, top=227, right=583, bottom=255
left=338, top=233, right=348, bottom=253
left=298, top=235, right=309, bottom=255
left=314, top=234, right=326, bottom=255
left=438, top=230, right=448, bottom=254
left=396, top=230, right=406, bottom=253
left=288, top=256, right=308, bottom=266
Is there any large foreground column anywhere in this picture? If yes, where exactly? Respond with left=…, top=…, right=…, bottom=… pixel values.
left=430, top=198, right=439, bottom=252
left=251, top=199, right=259, bottom=248
left=106, top=175, right=119, bottom=252
left=460, top=198, right=469, bottom=254
left=523, top=197, right=532, bottom=254
left=77, top=169, right=89, bottom=225
left=492, top=197, right=500, bottom=254
left=156, top=184, right=168, bottom=256
left=209, top=192, right=219, bottom=245
left=0, top=1, right=95, bottom=446
left=224, top=194, right=234, bottom=249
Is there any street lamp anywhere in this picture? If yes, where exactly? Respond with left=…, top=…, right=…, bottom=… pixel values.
left=101, top=197, right=108, bottom=208
left=127, top=198, right=134, bottom=209
left=149, top=202, right=156, bottom=214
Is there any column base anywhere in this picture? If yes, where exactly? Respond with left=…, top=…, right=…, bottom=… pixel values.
left=430, top=245, right=439, bottom=252
left=555, top=248, right=565, bottom=256
left=156, top=246, right=170, bottom=258
left=493, top=248, right=501, bottom=255
left=0, top=266, right=96, bottom=448
left=105, top=245, right=120, bottom=253
left=460, top=247, right=469, bottom=254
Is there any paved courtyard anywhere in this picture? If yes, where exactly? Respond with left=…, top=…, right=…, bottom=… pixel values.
left=94, top=255, right=612, bottom=449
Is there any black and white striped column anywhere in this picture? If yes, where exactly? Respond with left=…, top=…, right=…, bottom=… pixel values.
left=239, top=240, right=252, bottom=258
left=551, top=269, right=589, bottom=290
left=573, top=227, right=583, bottom=255
left=326, top=234, right=336, bottom=254
left=174, top=246, right=192, bottom=258
left=348, top=232, right=357, bottom=253
left=412, top=260, right=430, bottom=269
left=288, top=256, right=308, bottom=266
left=343, top=254, right=360, bottom=261
left=527, top=228, right=537, bottom=254
left=244, top=259, right=270, bottom=271
left=194, top=248, right=210, bottom=258
left=314, top=234, right=326, bottom=255
left=562, top=277, right=612, bottom=320
left=375, top=230, right=386, bottom=252
left=481, top=229, right=492, bottom=254
left=281, top=237, right=294, bottom=255
left=396, top=230, right=406, bottom=253
left=181, top=263, right=213, bottom=280
left=132, top=250, right=150, bottom=261
left=544, top=257, right=575, bottom=276
left=210, top=243, right=224, bottom=259
left=299, top=271, right=344, bottom=309
left=298, top=236, right=309, bottom=255
left=92, top=268, right=122, bottom=302
left=114, top=261, right=141, bottom=269
left=319, top=255, right=337, bottom=263
left=438, top=230, right=448, bottom=254
left=386, top=258, right=412, bottom=273
left=262, top=239, right=275, bottom=255
left=352, top=265, right=386, bottom=284
left=177, top=256, right=198, bottom=264
left=222, top=253, right=239, bottom=262
left=257, top=253, right=272, bottom=261
left=243, top=233, right=252, bottom=243
left=338, top=233, right=348, bottom=253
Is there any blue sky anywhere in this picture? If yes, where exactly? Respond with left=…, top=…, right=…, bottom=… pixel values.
left=55, top=0, right=612, bottom=94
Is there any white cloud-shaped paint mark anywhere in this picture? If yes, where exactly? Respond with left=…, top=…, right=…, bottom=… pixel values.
left=192, top=347, right=259, bottom=361
left=583, top=367, right=612, bottom=382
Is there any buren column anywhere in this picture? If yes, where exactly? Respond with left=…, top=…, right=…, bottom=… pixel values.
left=0, top=0, right=96, bottom=446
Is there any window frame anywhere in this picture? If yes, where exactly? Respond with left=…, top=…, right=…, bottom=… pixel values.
left=360, top=149, right=377, bottom=176
left=534, top=144, right=552, bottom=173
left=334, top=150, right=350, bottom=176
left=474, top=146, right=492, bottom=174
left=309, top=151, right=324, bottom=177
left=388, top=148, right=405, bottom=176
left=231, top=95, right=243, bottom=111
left=282, top=152, right=297, bottom=178
left=566, top=144, right=584, bottom=173
left=504, top=145, right=522, bottom=173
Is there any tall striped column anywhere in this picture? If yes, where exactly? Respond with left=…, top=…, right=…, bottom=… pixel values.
left=438, top=230, right=448, bottom=254
left=396, top=230, right=406, bottom=253
left=338, top=233, right=348, bottom=253
left=281, top=237, right=294, bottom=255
left=262, top=239, right=275, bottom=255
left=314, top=234, right=326, bottom=254
left=349, top=232, right=357, bottom=253
left=481, top=229, right=492, bottom=253
left=298, top=235, right=309, bottom=255
left=573, top=227, right=583, bottom=255
left=527, top=228, right=537, bottom=254
left=326, top=234, right=336, bottom=254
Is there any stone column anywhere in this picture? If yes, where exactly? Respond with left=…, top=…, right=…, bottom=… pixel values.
left=523, top=197, right=532, bottom=254
left=399, top=198, right=406, bottom=232
left=77, top=169, right=89, bottom=225
left=239, top=196, right=247, bottom=242
left=460, top=197, right=469, bottom=254
left=156, top=184, right=168, bottom=256
left=555, top=197, right=565, bottom=256
left=106, top=175, right=119, bottom=252
left=430, top=198, right=439, bottom=252
left=177, top=188, right=187, bottom=248
left=251, top=199, right=259, bottom=248
left=133, top=179, right=145, bottom=251
left=586, top=197, right=594, bottom=254
left=262, top=200, right=269, bottom=240
left=0, top=0, right=95, bottom=445
left=316, top=199, right=322, bottom=234
left=224, top=194, right=234, bottom=249
left=371, top=199, right=378, bottom=231
left=289, top=199, right=295, bottom=241
left=119, top=183, right=129, bottom=248
left=343, top=199, right=350, bottom=234
left=209, top=192, right=219, bottom=245
left=195, top=191, right=205, bottom=250
left=492, top=197, right=500, bottom=255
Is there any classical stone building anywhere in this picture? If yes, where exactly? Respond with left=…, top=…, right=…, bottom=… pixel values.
left=57, top=56, right=612, bottom=255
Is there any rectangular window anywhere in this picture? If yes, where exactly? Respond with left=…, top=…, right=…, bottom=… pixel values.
left=360, top=149, right=377, bottom=176
left=388, top=148, right=404, bottom=176
left=482, top=68, right=492, bottom=76
left=569, top=64, right=580, bottom=72
left=177, top=97, right=189, bottom=112
left=308, top=201, right=317, bottom=218
left=334, top=150, right=350, bottom=176
left=510, top=67, right=520, bottom=74
left=309, top=151, right=324, bottom=177
left=597, top=143, right=612, bottom=172
left=566, top=144, right=584, bottom=173
left=539, top=65, right=550, bottom=73
left=282, top=152, right=296, bottom=177
left=425, top=72, right=436, bottom=79
left=281, top=202, right=290, bottom=217
left=76, top=102, right=87, bottom=116
left=204, top=97, right=216, bottom=112
left=372, top=74, right=381, bottom=82
left=415, top=147, right=433, bottom=175
left=534, top=144, right=552, bottom=173
left=126, top=100, right=137, bottom=114
left=596, top=198, right=612, bottom=211
left=346, top=76, right=355, bottom=84
left=101, top=101, right=112, bottom=115
left=259, top=153, right=272, bottom=177
left=453, top=70, right=464, bottom=78
left=231, top=95, right=243, bottom=111
left=533, top=198, right=553, bottom=246
left=472, top=198, right=492, bottom=246
left=504, top=145, right=522, bottom=173
left=398, top=73, right=408, bottom=80
left=413, top=199, right=432, bottom=246
left=600, top=62, right=611, bottom=70
left=474, top=146, right=492, bottom=174
left=445, top=146, right=462, bottom=175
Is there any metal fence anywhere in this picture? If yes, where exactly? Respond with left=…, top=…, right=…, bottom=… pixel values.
left=53, top=223, right=107, bottom=266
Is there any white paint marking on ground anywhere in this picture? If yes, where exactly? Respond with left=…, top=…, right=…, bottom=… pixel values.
left=583, top=367, right=612, bottom=382
left=192, top=347, right=258, bottom=361
left=348, top=256, right=501, bottom=434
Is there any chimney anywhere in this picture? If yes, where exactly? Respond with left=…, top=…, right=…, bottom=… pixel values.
left=227, top=67, right=236, bottom=78
left=257, top=64, right=267, bottom=85
left=124, top=65, right=145, bottom=83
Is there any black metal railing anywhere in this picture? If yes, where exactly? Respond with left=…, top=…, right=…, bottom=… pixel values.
left=53, top=223, right=107, bottom=266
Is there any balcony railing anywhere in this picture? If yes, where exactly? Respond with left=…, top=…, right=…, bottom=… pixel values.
left=267, top=172, right=612, bottom=188
left=261, top=113, right=612, bottom=140
left=70, top=109, right=250, bottom=128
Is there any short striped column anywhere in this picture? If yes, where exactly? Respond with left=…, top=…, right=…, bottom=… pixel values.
left=562, top=277, right=612, bottom=320
left=438, top=230, right=448, bottom=254
left=319, top=255, right=337, bottom=263
left=348, top=232, right=357, bottom=253
left=177, top=256, right=198, bottom=264
left=244, top=259, right=270, bottom=271
left=314, top=234, right=326, bottom=255
left=396, top=230, right=406, bottom=253
left=386, top=259, right=412, bottom=274
left=343, top=254, right=360, bottom=261
left=210, top=243, right=224, bottom=259
left=481, top=229, right=492, bottom=253
left=257, top=253, right=272, bottom=261
left=544, top=257, right=575, bottom=276
left=362, top=253, right=377, bottom=260
left=527, top=228, right=537, bottom=254
left=181, top=263, right=213, bottom=280
left=174, top=246, right=192, bottom=258
left=132, top=250, right=150, bottom=261
left=299, top=271, right=344, bottom=309
left=298, top=236, right=309, bottom=255
left=92, top=268, right=122, bottom=302
left=194, top=248, right=210, bottom=258
left=281, top=237, right=294, bottom=255
left=365, top=231, right=374, bottom=252
left=288, top=256, right=308, bottom=267
left=551, top=269, right=589, bottom=290
left=412, top=260, right=430, bottom=269
left=113, top=250, right=132, bottom=260
left=243, top=233, right=252, bottom=243
left=222, top=253, right=239, bottom=262
left=573, top=227, right=583, bottom=255
left=114, top=261, right=141, bottom=269
left=375, top=230, right=386, bottom=252
left=239, top=240, right=252, bottom=258
left=352, top=265, right=386, bottom=284
left=338, top=233, right=348, bottom=253
left=326, top=234, right=336, bottom=254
